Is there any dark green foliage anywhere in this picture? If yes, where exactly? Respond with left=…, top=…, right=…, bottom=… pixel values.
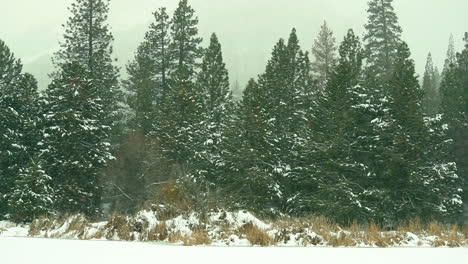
left=43, top=62, right=113, bottom=216
left=53, top=0, right=122, bottom=145
left=0, top=39, right=43, bottom=220
left=303, top=29, right=372, bottom=223
left=192, top=33, right=233, bottom=185
left=440, top=34, right=468, bottom=205
left=43, top=0, right=121, bottom=216
left=223, top=29, right=312, bottom=214
left=364, top=0, right=402, bottom=83
left=124, top=41, right=158, bottom=135
left=170, top=0, right=203, bottom=76
left=7, top=160, right=54, bottom=222
left=124, top=7, right=172, bottom=136
left=422, top=53, right=441, bottom=116
left=156, top=0, right=204, bottom=166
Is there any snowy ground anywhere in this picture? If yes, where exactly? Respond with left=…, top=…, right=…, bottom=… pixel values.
left=1, top=237, right=467, bottom=264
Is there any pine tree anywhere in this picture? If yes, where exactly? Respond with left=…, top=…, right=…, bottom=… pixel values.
left=442, top=34, right=457, bottom=80
left=148, top=7, right=173, bottom=104
left=43, top=62, right=113, bottom=216
left=363, top=0, right=402, bottom=83
left=311, top=21, right=337, bottom=90
left=44, top=0, right=120, bottom=216
left=124, top=41, right=156, bottom=135
left=302, top=29, right=373, bottom=222
left=194, top=33, right=233, bottom=185
left=223, top=78, right=273, bottom=210
left=7, top=160, right=54, bottom=222
left=224, top=29, right=311, bottom=214
left=52, top=0, right=121, bottom=143
left=0, top=39, right=42, bottom=219
left=117, top=7, right=174, bottom=211
left=156, top=0, right=204, bottom=168
left=422, top=53, right=440, bottom=116
left=125, top=7, right=173, bottom=135
left=169, top=0, right=203, bottom=76
left=440, top=33, right=468, bottom=206
left=372, top=42, right=462, bottom=222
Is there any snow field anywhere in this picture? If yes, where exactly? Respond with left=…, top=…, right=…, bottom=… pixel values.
left=1, top=237, right=468, bottom=264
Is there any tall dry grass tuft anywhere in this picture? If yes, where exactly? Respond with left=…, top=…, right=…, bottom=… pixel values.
left=238, top=223, right=274, bottom=246
left=105, top=213, right=135, bottom=241
left=183, top=229, right=212, bottom=246
left=29, top=217, right=52, bottom=236
left=427, top=221, right=443, bottom=236
left=398, top=217, right=423, bottom=234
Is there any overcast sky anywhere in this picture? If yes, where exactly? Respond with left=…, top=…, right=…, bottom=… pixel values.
left=1, top=0, right=467, bottom=89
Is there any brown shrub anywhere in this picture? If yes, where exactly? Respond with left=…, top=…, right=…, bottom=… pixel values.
left=366, top=222, right=393, bottom=247
left=83, top=229, right=105, bottom=240
left=105, top=213, right=134, bottom=241
left=66, top=215, right=88, bottom=234
left=398, top=218, right=423, bottom=234
left=326, top=232, right=356, bottom=247
left=309, top=216, right=339, bottom=233
left=29, top=217, right=51, bottom=236
left=168, top=231, right=186, bottom=244
left=147, top=222, right=168, bottom=241
left=427, top=221, right=443, bottom=236
left=183, top=230, right=212, bottom=246
left=238, top=223, right=274, bottom=246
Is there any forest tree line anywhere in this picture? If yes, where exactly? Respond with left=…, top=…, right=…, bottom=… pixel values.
left=0, top=0, right=467, bottom=226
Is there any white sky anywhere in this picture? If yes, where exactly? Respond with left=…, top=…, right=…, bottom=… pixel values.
left=1, top=0, right=467, bottom=88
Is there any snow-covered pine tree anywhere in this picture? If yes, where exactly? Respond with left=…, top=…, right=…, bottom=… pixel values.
left=125, top=7, right=173, bottom=135
left=7, top=159, right=54, bottom=222
left=363, top=0, right=402, bottom=84
left=301, top=29, right=373, bottom=222
left=52, top=0, right=122, bottom=146
left=422, top=53, right=440, bottom=116
left=370, top=42, right=462, bottom=223
left=42, top=62, right=113, bottom=216
left=440, top=33, right=468, bottom=206
left=0, top=39, right=42, bottom=219
left=222, top=78, right=274, bottom=211
left=124, top=41, right=158, bottom=136
left=193, top=33, right=233, bottom=186
left=156, top=0, right=204, bottom=169
left=148, top=7, right=173, bottom=106
left=226, top=29, right=311, bottom=214
left=45, top=0, right=120, bottom=216
left=311, top=21, right=337, bottom=90
left=115, top=7, right=173, bottom=212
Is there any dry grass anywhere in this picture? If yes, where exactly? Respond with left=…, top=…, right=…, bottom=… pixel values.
left=326, top=232, right=356, bottom=247
left=147, top=222, right=168, bottom=241
left=83, top=229, right=105, bottom=240
left=397, top=218, right=424, bottom=234
left=238, top=223, right=274, bottom=246
left=167, top=231, right=186, bottom=244
left=427, top=221, right=443, bottom=236
left=29, top=217, right=52, bottom=236
left=183, top=230, right=212, bottom=246
left=25, top=212, right=467, bottom=247
left=105, top=213, right=135, bottom=241
left=66, top=215, right=88, bottom=233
